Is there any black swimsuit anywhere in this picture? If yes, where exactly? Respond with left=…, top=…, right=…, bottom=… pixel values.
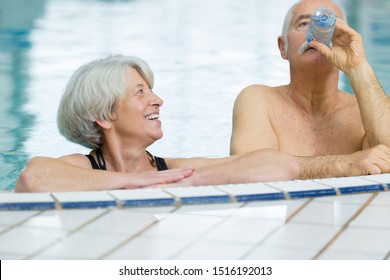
left=85, top=149, right=168, bottom=171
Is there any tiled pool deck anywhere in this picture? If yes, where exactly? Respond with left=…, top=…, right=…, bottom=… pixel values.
left=1, top=174, right=390, bottom=260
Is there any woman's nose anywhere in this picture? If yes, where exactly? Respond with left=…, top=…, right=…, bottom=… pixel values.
left=151, top=91, right=163, bottom=107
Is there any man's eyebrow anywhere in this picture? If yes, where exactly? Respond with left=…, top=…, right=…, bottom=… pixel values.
left=295, top=14, right=311, bottom=22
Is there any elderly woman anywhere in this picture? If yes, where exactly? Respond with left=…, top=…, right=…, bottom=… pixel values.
left=16, top=55, right=299, bottom=192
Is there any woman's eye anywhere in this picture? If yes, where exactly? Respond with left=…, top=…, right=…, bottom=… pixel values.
left=136, top=89, right=144, bottom=95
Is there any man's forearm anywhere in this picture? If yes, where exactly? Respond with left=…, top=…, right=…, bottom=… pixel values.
left=297, top=155, right=343, bottom=179
left=349, top=61, right=390, bottom=147
left=297, top=144, right=390, bottom=179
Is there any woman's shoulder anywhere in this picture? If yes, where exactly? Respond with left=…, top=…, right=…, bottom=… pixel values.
left=58, top=153, right=93, bottom=168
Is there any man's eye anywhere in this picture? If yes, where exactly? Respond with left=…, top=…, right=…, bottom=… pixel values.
left=299, top=21, right=309, bottom=27
left=298, top=21, right=310, bottom=31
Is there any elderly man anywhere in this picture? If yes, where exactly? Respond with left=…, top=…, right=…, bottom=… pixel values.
left=230, top=0, right=390, bottom=178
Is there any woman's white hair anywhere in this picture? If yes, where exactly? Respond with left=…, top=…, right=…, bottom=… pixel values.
left=280, top=0, right=347, bottom=53
left=57, top=54, right=154, bottom=149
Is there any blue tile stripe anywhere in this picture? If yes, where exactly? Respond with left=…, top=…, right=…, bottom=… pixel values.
left=179, top=195, right=231, bottom=205
left=337, top=184, right=385, bottom=195
left=60, top=201, right=116, bottom=209
left=288, top=189, right=337, bottom=199
left=0, top=202, right=56, bottom=211
left=1, top=178, right=389, bottom=211
left=235, top=192, right=285, bottom=202
left=121, top=198, right=176, bottom=207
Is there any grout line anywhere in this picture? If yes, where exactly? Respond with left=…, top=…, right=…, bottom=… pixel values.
left=215, top=187, right=237, bottom=203
left=99, top=205, right=181, bottom=259
left=49, top=193, right=62, bottom=210
left=312, top=192, right=379, bottom=260
left=27, top=208, right=112, bottom=259
left=383, top=249, right=390, bottom=260
left=285, top=198, right=313, bottom=223
left=239, top=198, right=312, bottom=259
left=161, top=189, right=182, bottom=209
left=0, top=210, right=44, bottom=236
left=106, top=192, right=123, bottom=209
left=98, top=219, right=161, bottom=259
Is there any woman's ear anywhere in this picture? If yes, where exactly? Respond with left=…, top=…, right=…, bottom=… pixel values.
left=96, top=119, right=112, bottom=130
left=278, top=36, right=288, bottom=59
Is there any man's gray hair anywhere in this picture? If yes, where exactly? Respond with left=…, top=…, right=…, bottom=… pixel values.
left=280, top=1, right=347, bottom=53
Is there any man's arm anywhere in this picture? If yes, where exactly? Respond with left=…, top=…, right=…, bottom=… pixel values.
left=297, top=144, right=390, bottom=179
left=230, top=85, right=279, bottom=154
left=310, top=19, right=390, bottom=148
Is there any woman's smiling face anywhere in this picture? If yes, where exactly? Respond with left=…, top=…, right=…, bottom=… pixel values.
left=111, top=67, right=164, bottom=146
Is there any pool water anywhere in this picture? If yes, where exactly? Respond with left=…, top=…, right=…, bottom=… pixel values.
left=1, top=0, right=390, bottom=190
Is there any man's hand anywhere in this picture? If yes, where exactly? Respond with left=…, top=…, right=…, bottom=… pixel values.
left=308, top=19, right=366, bottom=76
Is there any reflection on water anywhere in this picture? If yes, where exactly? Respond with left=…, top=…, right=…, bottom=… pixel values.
left=1, top=0, right=390, bottom=190
left=0, top=0, right=46, bottom=190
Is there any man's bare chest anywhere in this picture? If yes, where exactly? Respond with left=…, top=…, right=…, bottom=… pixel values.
left=270, top=110, right=365, bottom=156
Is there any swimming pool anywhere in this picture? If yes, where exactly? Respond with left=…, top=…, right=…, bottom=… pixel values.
left=1, top=0, right=390, bottom=190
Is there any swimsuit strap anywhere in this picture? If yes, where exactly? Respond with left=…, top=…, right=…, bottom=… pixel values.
left=85, top=154, right=100, bottom=170
left=154, top=156, right=168, bottom=171
left=85, top=148, right=106, bottom=170
left=146, top=150, right=168, bottom=171
left=86, top=149, right=167, bottom=171
left=95, top=148, right=107, bottom=170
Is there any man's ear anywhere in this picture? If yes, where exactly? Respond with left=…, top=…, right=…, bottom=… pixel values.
left=96, top=119, right=112, bottom=129
left=278, top=36, right=288, bottom=59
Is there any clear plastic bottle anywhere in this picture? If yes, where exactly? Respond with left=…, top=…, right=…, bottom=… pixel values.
left=306, top=6, right=336, bottom=46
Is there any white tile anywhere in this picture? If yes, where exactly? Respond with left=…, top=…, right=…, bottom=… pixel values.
left=313, top=193, right=372, bottom=205
left=174, top=240, right=251, bottom=260
left=176, top=203, right=242, bottom=217
left=0, top=192, right=54, bottom=203
left=360, top=174, right=390, bottom=185
left=104, top=236, right=191, bottom=260
left=326, top=227, right=390, bottom=255
left=129, top=206, right=176, bottom=214
left=108, top=188, right=173, bottom=200
left=244, top=246, right=316, bottom=260
left=350, top=205, right=390, bottom=229
left=0, top=252, right=26, bottom=260
left=23, top=209, right=107, bottom=231
left=290, top=201, right=362, bottom=227
left=143, top=213, right=225, bottom=240
left=164, top=186, right=225, bottom=197
left=37, top=231, right=129, bottom=259
left=317, top=251, right=384, bottom=260
left=314, top=177, right=381, bottom=188
left=108, top=188, right=175, bottom=207
left=0, top=193, right=55, bottom=210
left=81, top=209, right=158, bottom=235
left=0, top=210, right=40, bottom=226
left=0, top=225, right=8, bottom=233
left=266, top=180, right=335, bottom=198
left=203, top=218, right=283, bottom=245
left=52, top=191, right=116, bottom=209
left=232, top=200, right=307, bottom=221
left=0, top=226, right=66, bottom=256
left=370, top=192, right=390, bottom=207
left=216, top=183, right=284, bottom=201
left=262, top=223, right=339, bottom=250
left=163, top=186, right=230, bottom=204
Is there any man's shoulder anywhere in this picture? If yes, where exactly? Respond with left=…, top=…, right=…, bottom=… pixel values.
left=237, top=84, right=287, bottom=102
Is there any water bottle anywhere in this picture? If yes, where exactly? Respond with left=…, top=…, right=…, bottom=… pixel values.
left=306, top=6, right=336, bottom=46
